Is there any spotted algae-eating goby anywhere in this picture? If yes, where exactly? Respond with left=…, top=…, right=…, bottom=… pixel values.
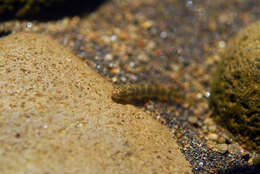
left=112, top=84, right=180, bottom=103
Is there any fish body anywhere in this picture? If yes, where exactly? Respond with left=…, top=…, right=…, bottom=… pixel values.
left=112, top=84, right=180, bottom=103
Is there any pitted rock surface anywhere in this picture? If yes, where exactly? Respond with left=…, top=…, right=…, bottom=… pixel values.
left=0, top=33, right=191, bottom=174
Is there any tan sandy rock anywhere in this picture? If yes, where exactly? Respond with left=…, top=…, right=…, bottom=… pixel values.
left=0, top=33, right=191, bottom=174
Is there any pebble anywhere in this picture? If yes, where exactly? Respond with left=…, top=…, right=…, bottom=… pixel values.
left=208, top=133, right=218, bottom=141
left=104, top=54, right=113, bottom=61
left=218, top=135, right=226, bottom=144
left=204, top=117, right=214, bottom=126
left=228, top=144, right=243, bottom=154
left=188, top=116, right=198, bottom=125
left=208, top=124, right=217, bottom=132
left=141, top=20, right=154, bottom=29
left=137, top=53, right=149, bottom=62
left=216, top=144, right=229, bottom=154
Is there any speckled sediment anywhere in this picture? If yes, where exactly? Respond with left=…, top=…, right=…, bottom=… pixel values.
left=0, top=33, right=191, bottom=174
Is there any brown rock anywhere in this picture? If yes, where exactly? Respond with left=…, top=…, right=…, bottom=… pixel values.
left=210, top=21, right=260, bottom=153
left=0, top=33, right=191, bottom=174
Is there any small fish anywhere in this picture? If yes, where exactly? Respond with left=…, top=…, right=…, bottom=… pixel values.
left=112, top=84, right=180, bottom=103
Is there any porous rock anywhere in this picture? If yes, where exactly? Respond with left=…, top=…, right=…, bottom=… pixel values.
left=0, top=33, right=191, bottom=174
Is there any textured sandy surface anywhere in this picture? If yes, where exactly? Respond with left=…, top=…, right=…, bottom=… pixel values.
left=0, top=33, right=191, bottom=174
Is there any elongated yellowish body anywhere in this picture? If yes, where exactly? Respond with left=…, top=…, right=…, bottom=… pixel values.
left=112, top=84, right=180, bottom=103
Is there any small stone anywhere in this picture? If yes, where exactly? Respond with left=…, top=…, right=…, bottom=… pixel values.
left=202, top=125, right=208, bottom=133
left=137, top=53, right=148, bottom=62
left=228, top=144, right=243, bottom=154
left=216, top=144, right=228, bottom=154
left=111, top=68, right=120, bottom=74
left=141, top=20, right=154, bottom=29
left=117, top=31, right=128, bottom=40
left=218, top=136, right=226, bottom=144
left=208, top=124, right=217, bottom=132
left=160, top=31, right=168, bottom=39
left=146, top=41, right=156, bottom=51
left=104, top=54, right=113, bottom=61
left=112, top=76, right=118, bottom=82
left=208, top=20, right=216, bottom=31
left=204, top=117, right=214, bottom=126
left=188, top=116, right=198, bottom=124
left=208, top=133, right=218, bottom=141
